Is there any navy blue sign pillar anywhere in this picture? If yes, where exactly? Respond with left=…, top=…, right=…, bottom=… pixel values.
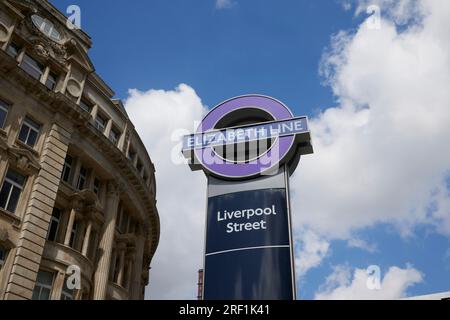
left=183, top=95, right=313, bottom=300
left=203, top=167, right=296, bottom=300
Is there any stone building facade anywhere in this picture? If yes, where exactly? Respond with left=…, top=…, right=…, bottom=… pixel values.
left=0, top=0, right=160, bottom=300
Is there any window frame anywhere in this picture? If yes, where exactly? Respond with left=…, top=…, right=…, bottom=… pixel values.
left=108, top=127, right=120, bottom=146
left=93, top=177, right=101, bottom=195
left=69, top=221, right=78, bottom=248
left=32, top=270, right=54, bottom=300
left=18, top=116, right=41, bottom=148
left=76, top=166, right=87, bottom=190
left=127, top=146, right=136, bottom=162
left=6, top=42, right=21, bottom=59
left=60, top=278, right=74, bottom=300
left=94, top=113, right=107, bottom=133
left=0, top=99, right=9, bottom=129
left=47, top=208, right=61, bottom=242
left=31, top=15, right=63, bottom=42
left=45, top=71, right=58, bottom=91
left=0, top=245, right=7, bottom=270
left=79, top=98, right=93, bottom=113
left=61, top=155, right=73, bottom=183
left=20, top=54, right=45, bottom=81
left=0, top=169, right=26, bottom=214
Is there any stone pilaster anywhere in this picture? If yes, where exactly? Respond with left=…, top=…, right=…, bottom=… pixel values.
left=81, top=219, right=92, bottom=257
left=116, top=243, right=126, bottom=287
left=129, top=225, right=145, bottom=300
left=4, top=123, right=71, bottom=300
left=92, top=181, right=120, bottom=300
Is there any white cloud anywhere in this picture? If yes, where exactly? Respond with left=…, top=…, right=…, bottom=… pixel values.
left=124, top=0, right=450, bottom=298
left=315, top=265, right=423, bottom=300
left=295, top=230, right=330, bottom=277
left=290, top=0, right=450, bottom=249
left=215, top=0, right=234, bottom=10
left=347, top=238, right=378, bottom=253
left=125, top=84, right=208, bottom=299
left=354, top=0, right=423, bottom=25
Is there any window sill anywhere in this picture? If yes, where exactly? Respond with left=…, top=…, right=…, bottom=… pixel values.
left=14, top=139, right=39, bottom=157
left=0, top=207, right=21, bottom=228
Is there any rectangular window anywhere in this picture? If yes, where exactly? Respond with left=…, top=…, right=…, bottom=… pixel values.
left=0, top=246, right=7, bottom=271
left=79, top=99, right=92, bottom=113
left=0, top=100, right=9, bottom=129
left=20, top=54, right=44, bottom=80
left=18, top=116, right=41, bottom=148
left=94, top=113, right=107, bottom=133
left=69, top=221, right=77, bottom=248
left=60, top=278, right=74, bottom=300
left=6, top=42, right=21, bottom=59
left=136, top=160, right=143, bottom=174
left=77, top=167, right=87, bottom=190
left=113, top=255, right=120, bottom=283
left=127, top=147, right=136, bottom=161
left=0, top=169, right=26, bottom=214
left=47, top=208, right=61, bottom=242
left=93, top=178, right=100, bottom=195
left=88, top=230, right=98, bottom=261
left=45, top=72, right=57, bottom=91
left=32, top=270, right=54, bottom=300
left=109, top=127, right=119, bottom=146
left=120, top=212, right=129, bottom=234
left=61, top=155, right=73, bottom=183
left=115, top=205, right=123, bottom=233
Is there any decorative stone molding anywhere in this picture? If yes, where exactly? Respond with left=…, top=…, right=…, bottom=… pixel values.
left=66, top=78, right=81, bottom=98
left=0, top=227, right=14, bottom=249
left=7, top=146, right=41, bottom=175
left=0, top=23, right=9, bottom=43
left=106, top=180, right=122, bottom=197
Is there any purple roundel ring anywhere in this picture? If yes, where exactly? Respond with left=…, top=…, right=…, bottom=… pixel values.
left=194, top=95, right=296, bottom=179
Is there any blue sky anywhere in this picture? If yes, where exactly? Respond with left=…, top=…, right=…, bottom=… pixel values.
left=53, top=0, right=363, bottom=111
left=51, top=0, right=450, bottom=299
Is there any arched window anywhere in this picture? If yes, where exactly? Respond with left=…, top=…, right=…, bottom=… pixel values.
left=31, top=15, right=63, bottom=42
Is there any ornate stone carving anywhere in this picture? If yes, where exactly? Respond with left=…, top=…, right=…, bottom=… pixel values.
left=0, top=23, right=9, bottom=42
left=66, top=78, right=81, bottom=98
left=18, top=17, right=68, bottom=65
left=32, top=41, right=50, bottom=59
left=8, top=146, right=41, bottom=174
left=0, top=227, right=14, bottom=249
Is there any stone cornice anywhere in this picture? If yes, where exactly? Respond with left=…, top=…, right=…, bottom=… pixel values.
left=0, top=48, right=160, bottom=261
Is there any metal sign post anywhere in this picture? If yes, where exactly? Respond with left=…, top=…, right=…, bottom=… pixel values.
left=183, top=95, right=313, bottom=300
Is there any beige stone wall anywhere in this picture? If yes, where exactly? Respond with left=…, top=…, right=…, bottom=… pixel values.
left=0, top=0, right=159, bottom=300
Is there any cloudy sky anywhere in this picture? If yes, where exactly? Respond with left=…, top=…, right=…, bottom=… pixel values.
left=54, top=0, right=450, bottom=299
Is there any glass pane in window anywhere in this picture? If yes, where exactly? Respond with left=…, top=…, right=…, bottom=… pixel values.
left=40, top=287, right=51, bottom=300
left=0, top=102, right=8, bottom=129
left=25, top=117, right=41, bottom=131
left=27, top=129, right=38, bottom=147
left=6, top=170, right=26, bottom=187
left=80, top=99, right=92, bottom=112
left=36, top=270, right=54, bottom=286
left=20, top=55, right=44, bottom=80
left=47, top=209, right=60, bottom=242
left=18, top=124, right=29, bottom=143
left=6, top=43, right=20, bottom=58
left=6, top=186, right=20, bottom=213
left=45, top=73, right=57, bottom=90
left=0, top=181, right=11, bottom=210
